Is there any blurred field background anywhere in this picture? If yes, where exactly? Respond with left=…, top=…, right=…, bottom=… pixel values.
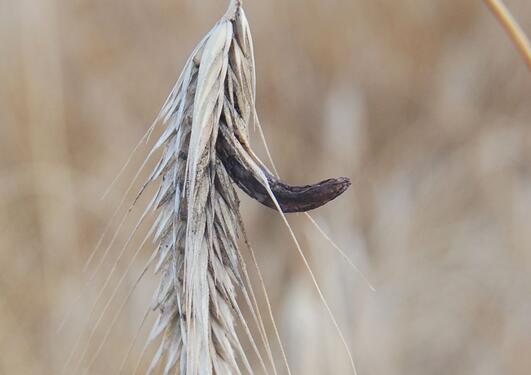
left=1, top=0, right=531, bottom=374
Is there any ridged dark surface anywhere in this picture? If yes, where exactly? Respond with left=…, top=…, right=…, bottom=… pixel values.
left=217, top=134, right=351, bottom=213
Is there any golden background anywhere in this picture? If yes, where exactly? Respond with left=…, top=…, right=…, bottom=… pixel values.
left=1, top=0, right=531, bottom=374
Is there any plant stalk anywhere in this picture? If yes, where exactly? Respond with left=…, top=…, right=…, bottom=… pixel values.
left=484, top=0, right=531, bottom=71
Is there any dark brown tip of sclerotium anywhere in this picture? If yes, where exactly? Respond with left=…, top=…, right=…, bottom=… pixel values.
left=266, top=176, right=352, bottom=213
left=217, top=134, right=352, bottom=213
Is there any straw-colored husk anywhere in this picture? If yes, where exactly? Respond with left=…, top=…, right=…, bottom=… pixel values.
left=142, top=2, right=270, bottom=374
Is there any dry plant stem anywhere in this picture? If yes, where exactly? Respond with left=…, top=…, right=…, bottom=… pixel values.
left=484, top=0, right=531, bottom=70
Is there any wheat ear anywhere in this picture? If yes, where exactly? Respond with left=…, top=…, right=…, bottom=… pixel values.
left=142, top=4, right=266, bottom=373
left=141, top=0, right=351, bottom=373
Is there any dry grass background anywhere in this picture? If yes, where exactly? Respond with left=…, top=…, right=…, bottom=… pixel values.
left=1, top=0, right=531, bottom=374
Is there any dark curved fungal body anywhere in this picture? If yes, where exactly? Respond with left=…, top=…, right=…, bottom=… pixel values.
left=217, top=133, right=352, bottom=213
